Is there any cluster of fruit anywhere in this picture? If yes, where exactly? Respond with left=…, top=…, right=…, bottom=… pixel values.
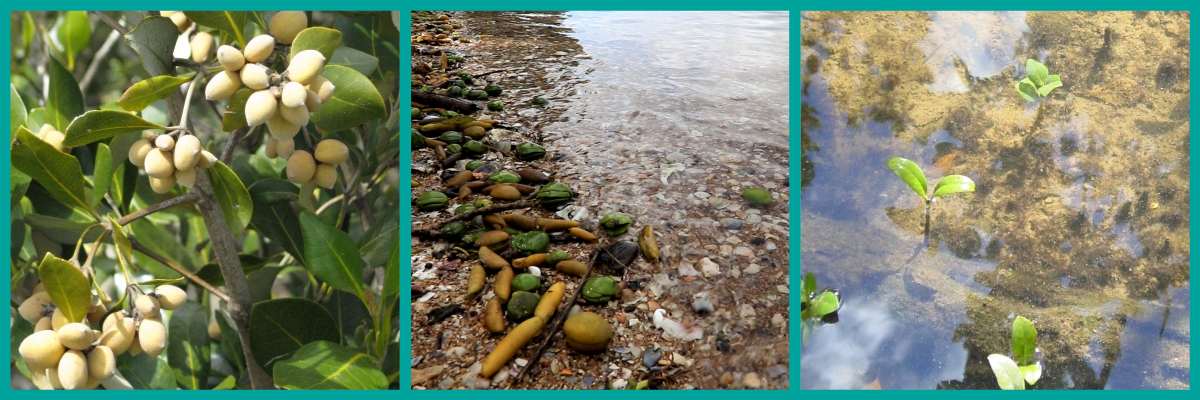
left=17, top=284, right=188, bottom=390
left=277, top=138, right=350, bottom=188
left=34, top=124, right=68, bottom=152
left=128, top=132, right=218, bottom=194
left=202, top=12, right=335, bottom=143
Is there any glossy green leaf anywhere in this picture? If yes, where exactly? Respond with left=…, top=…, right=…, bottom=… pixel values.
left=358, top=207, right=397, bottom=267
left=45, top=56, right=84, bottom=132
left=24, top=214, right=102, bottom=245
left=1025, top=59, right=1048, bottom=87
left=168, top=302, right=211, bottom=389
left=310, top=65, right=386, bottom=133
left=130, top=218, right=192, bottom=276
left=11, top=170, right=32, bottom=209
left=11, top=84, right=27, bottom=135
left=337, top=13, right=399, bottom=76
left=1016, top=79, right=1038, bottom=102
left=12, top=127, right=95, bottom=215
left=249, top=298, right=340, bottom=374
left=801, top=271, right=817, bottom=302
left=54, top=11, right=91, bottom=70
left=247, top=266, right=283, bottom=304
left=248, top=180, right=305, bottom=264
left=214, top=310, right=245, bottom=378
left=125, top=16, right=179, bottom=77
left=231, top=153, right=277, bottom=186
left=330, top=46, right=379, bottom=76
left=116, top=352, right=177, bottom=389
left=290, top=27, right=342, bottom=61
left=322, top=290, right=371, bottom=346
left=1011, top=316, right=1037, bottom=365
left=987, top=354, right=1025, bottom=390
left=93, top=143, right=113, bottom=207
left=208, top=161, right=253, bottom=234
left=38, top=254, right=91, bottom=323
left=1038, top=75, right=1062, bottom=97
left=108, top=129, right=142, bottom=169
left=109, top=217, right=134, bottom=274
left=26, top=107, right=45, bottom=133
left=931, top=175, right=976, bottom=198
left=1019, top=364, right=1042, bottom=386
left=119, top=75, right=192, bottom=111
left=213, top=375, right=237, bottom=390
left=64, top=110, right=165, bottom=147
left=185, top=11, right=248, bottom=47
left=383, top=239, right=399, bottom=297
left=273, top=341, right=387, bottom=390
left=809, top=291, right=840, bottom=317
left=221, top=88, right=253, bottom=132
left=301, top=211, right=365, bottom=298
left=21, top=12, right=35, bottom=54
left=887, top=157, right=927, bottom=199
left=194, top=254, right=268, bottom=288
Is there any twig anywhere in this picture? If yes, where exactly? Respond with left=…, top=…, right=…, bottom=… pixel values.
left=91, top=12, right=126, bottom=36
left=314, top=194, right=345, bottom=216
left=130, top=239, right=230, bottom=303
left=80, top=28, right=122, bottom=92
left=411, top=199, right=538, bottom=236
left=474, top=69, right=508, bottom=79
left=220, top=126, right=251, bottom=164
left=178, top=72, right=206, bottom=128
left=507, top=250, right=602, bottom=389
left=116, top=193, right=198, bottom=226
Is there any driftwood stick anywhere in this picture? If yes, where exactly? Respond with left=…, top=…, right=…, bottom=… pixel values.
left=411, top=199, right=539, bottom=236
left=507, top=250, right=602, bottom=389
left=411, top=89, right=480, bottom=114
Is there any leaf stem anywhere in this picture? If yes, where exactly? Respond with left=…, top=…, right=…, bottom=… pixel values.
left=179, top=72, right=205, bottom=129
left=129, top=239, right=230, bottom=303
left=91, top=11, right=126, bottom=36
left=116, top=192, right=198, bottom=226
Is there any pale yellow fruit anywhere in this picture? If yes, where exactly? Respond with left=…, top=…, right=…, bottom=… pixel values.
left=56, top=323, right=95, bottom=350
left=217, top=45, right=245, bottom=72
left=154, top=285, right=187, bottom=310
left=47, top=367, right=65, bottom=389
left=33, top=282, right=45, bottom=293
left=174, top=134, right=202, bottom=170
left=314, top=164, right=337, bottom=189
left=176, top=167, right=197, bottom=188
left=269, top=11, right=307, bottom=44
left=41, top=129, right=68, bottom=152
left=190, top=31, right=215, bottom=63
left=102, top=310, right=127, bottom=333
left=208, top=320, right=222, bottom=340
left=145, top=149, right=175, bottom=179
left=281, top=81, right=307, bottom=108
left=196, top=150, right=217, bottom=169
left=87, top=345, right=115, bottom=380
left=241, top=63, right=271, bottom=90
left=51, top=307, right=71, bottom=331
left=205, top=70, right=242, bottom=101
left=155, top=134, right=175, bottom=151
left=276, top=138, right=296, bottom=159
left=245, top=90, right=278, bottom=127
left=264, top=136, right=279, bottom=158
left=305, top=89, right=322, bottom=112
left=286, top=150, right=316, bottom=184
left=128, top=139, right=153, bottom=167
left=169, top=12, right=191, bottom=32
left=85, top=376, right=103, bottom=389
left=87, top=296, right=107, bottom=324
left=100, top=317, right=136, bottom=355
left=38, top=123, right=54, bottom=135
left=308, top=75, right=335, bottom=103
left=138, top=317, right=168, bottom=357
left=35, top=316, right=53, bottom=332
left=286, top=50, right=326, bottom=85
left=279, top=103, right=310, bottom=126
left=57, top=349, right=88, bottom=390
left=266, top=112, right=300, bottom=140
left=136, top=295, right=161, bottom=319
left=19, top=330, right=66, bottom=369
left=19, top=292, right=53, bottom=323
left=29, top=367, right=54, bottom=390
left=127, top=335, right=143, bottom=355
left=243, top=35, right=276, bottom=63
left=314, top=139, right=350, bottom=165
left=149, top=174, right=177, bottom=194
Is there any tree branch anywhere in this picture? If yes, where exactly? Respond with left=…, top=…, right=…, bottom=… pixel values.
left=80, top=28, right=122, bottom=92
left=411, top=199, right=538, bottom=236
left=220, top=126, right=251, bottom=164
left=117, top=193, right=198, bottom=226
left=129, top=240, right=230, bottom=303
left=91, top=11, right=126, bottom=36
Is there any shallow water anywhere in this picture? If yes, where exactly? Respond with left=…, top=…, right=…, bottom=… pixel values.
left=799, top=11, right=1189, bottom=390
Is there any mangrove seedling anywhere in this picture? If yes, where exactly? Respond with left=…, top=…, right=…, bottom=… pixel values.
left=987, top=316, right=1042, bottom=390
left=1015, top=59, right=1062, bottom=102
left=800, top=271, right=841, bottom=347
left=887, top=157, right=976, bottom=237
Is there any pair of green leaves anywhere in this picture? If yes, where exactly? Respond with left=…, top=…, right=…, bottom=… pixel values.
left=887, top=157, right=975, bottom=201
left=800, top=271, right=840, bottom=347
left=987, top=316, right=1042, bottom=390
left=1016, top=59, right=1063, bottom=102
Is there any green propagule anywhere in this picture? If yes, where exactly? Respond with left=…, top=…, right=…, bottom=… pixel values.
left=887, top=157, right=977, bottom=238
left=799, top=271, right=841, bottom=347
left=988, top=316, right=1043, bottom=390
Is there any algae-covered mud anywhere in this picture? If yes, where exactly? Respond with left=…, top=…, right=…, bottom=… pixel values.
left=799, top=11, right=1189, bottom=390
left=411, top=11, right=790, bottom=389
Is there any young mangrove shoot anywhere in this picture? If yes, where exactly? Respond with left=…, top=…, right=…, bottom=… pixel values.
left=1016, top=59, right=1062, bottom=102
left=887, top=157, right=976, bottom=237
left=987, top=316, right=1043, bottom=390
left=800, top=271, right=841, bottom=347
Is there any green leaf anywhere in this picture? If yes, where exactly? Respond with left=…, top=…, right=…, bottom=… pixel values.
left=358, top=207, right=397, bottom=267
left=37, top=254, right=91, bottom=323
left=273, top=341, right=388, bottom=390
left=802, top=271, right=817, bottom=302
left=801, top=321, right=812, bottom=346
left=25, top=107, right=45, bottom=133
left=214, top=310, right=245, bottom=378
left=931, top=175, right=976, bottom=198
left=1038, top=75, right=1062, bottom=97
left=22, top=12, right=35, bottom=55
left=383, top=239, right=399, bottom=297
left=194, top=254, right=268, bottom=288
left=130, top=218, right=192, bottom=276
left=24, top=214, right=102, bottom=245
left=249, top=298, right=340, bottom=374
left=1016, top=79, right=1038, bottom=102
left=221, top=88, right=253, bottom=132
left=116, top=352, right=177, bottom=389
left=213, top=375, right=237, bottom=390
left=45, top=56, right=84, bottom=132
left=93, top=143, right=113, bottom=207
left=12, top=170, right=32, bottom=208
left=184, top=11, right=248, bottom=47
left=125, top=16, right=179, bottom=77
left=1025, top=59, right=1048, bottom=87
left=330, top=46, right=380, bottom=76
left=248, top=180, right=305, bottom=264
left=108, top=128, right=143, bottom=169
left=887, top=157, right=928, bottom=199
left=54, top=11, right=91, bottom=70
left=987, top=354, right=1025, bottom=390
left=322, top=290, right=371, bottom=346
left=289, top=27, right=342, bottom=62
left=301, top=211, right=366, bottom=298
left=208, top=161, right=253, bottom=234
left=231, top=153, right=277, bottom=186
left=11, top=84, right=27, bottom=135
left=12, top=127, right=95, bottom=216
left=168, top=301, right=211, bottom=389
left=1011, top=315, right=1037, bottom=365
left=310, top=65, right=386, bottom=133
left=1018, top=364, right=1042, bottom=386
left=64, top=110, right=165, bottom=147
left=337, top=13, right=399, bottom=76
left=119, top=75, right=192, bottom=111
left=809, top=291, right=840, bottom=317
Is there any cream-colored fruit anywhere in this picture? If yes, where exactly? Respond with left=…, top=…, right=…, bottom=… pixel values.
left=314, top=139, right=350, bottom=165
left=138, top=318, right=168, bottom=357
left=56, top=323, right=95, bottom=350
left=205, top=70, right=243, bottom=101
left=41, top=129, right=68, bottom=152
left=279, top=103, right=310, bottom=126
left=35, top=316, right=53, bottom=332
left=276, top=138, right=296, bottom=159
left=128, top=139, right=153, bottom=167
left=145, top=149, right=175, bottom=179
left=309, top=75, right=335, bottom=103
left=286, top=50, right=326, bottom=85
left=39, top=123, right=55, bottom=135
left=174, top=134, right=202, bottom=170
left=281, top=81, right=307, bottom=108
left=51, top=307, right=71, bottom=331
left=304, top=89, right=322, bottom=112
left=190, top=31, right=215, bottom=63
left=87, top=345, right=115, bottom=380
left=19, top=292, right=53, bottom=323
left=127, top=335, right=143, bottom=356
left=136, top=295, right=161, bottom=318
left=217, top=45, right=245, bottom=72
left=196, top=150, right=217, bottom=168
left=246, top=90, right=278, bottom=127
left=102, top=310, right=127, bottom=332
left=154, top=285, right=187, bottom=310
left=168, top=12, right=191, bottom=32
left=84, top=376, right=103, bottom=389
left=269, top=11, right=307, bottom=44
left=47, top=367, right=65, bottom=389
left=33, top=282, right=45, bottom=293
left=264, top=136, right=279, bottom=158
left=149, top=174, right=177, bottom=194
left=176, top=167, right=197, bottom=188
left=100, top=317, right=136, bottom=355
left=57, top=350, right=88, bottom=390
left=87, top=296, right=107, bottom=324
left=243, top=35, right=276, bottom=63
left=19, top=330, right=66, bottom=369
left=241, top=63, right=271, bottom=90
left=30, top=367, right=54, bottom=390
left=314, top=164, right=337, bottom=189
left=208, top=319, right=222, bottom=340
left=156, top=134, right=175, bottom=151
left=266, top=113, right=300, bottom=140
left=286, top=150, right=316, bottom=184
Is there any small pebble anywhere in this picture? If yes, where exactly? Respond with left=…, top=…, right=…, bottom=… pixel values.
left=721, top=371, right=734, bottom=386
left=721, top=218, right=744, bottom=230
left=742, top=372, right=762, bottom=388
left=643, top=348, right=662, bottom=368
left=692, top=299, right=714, bottom=314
